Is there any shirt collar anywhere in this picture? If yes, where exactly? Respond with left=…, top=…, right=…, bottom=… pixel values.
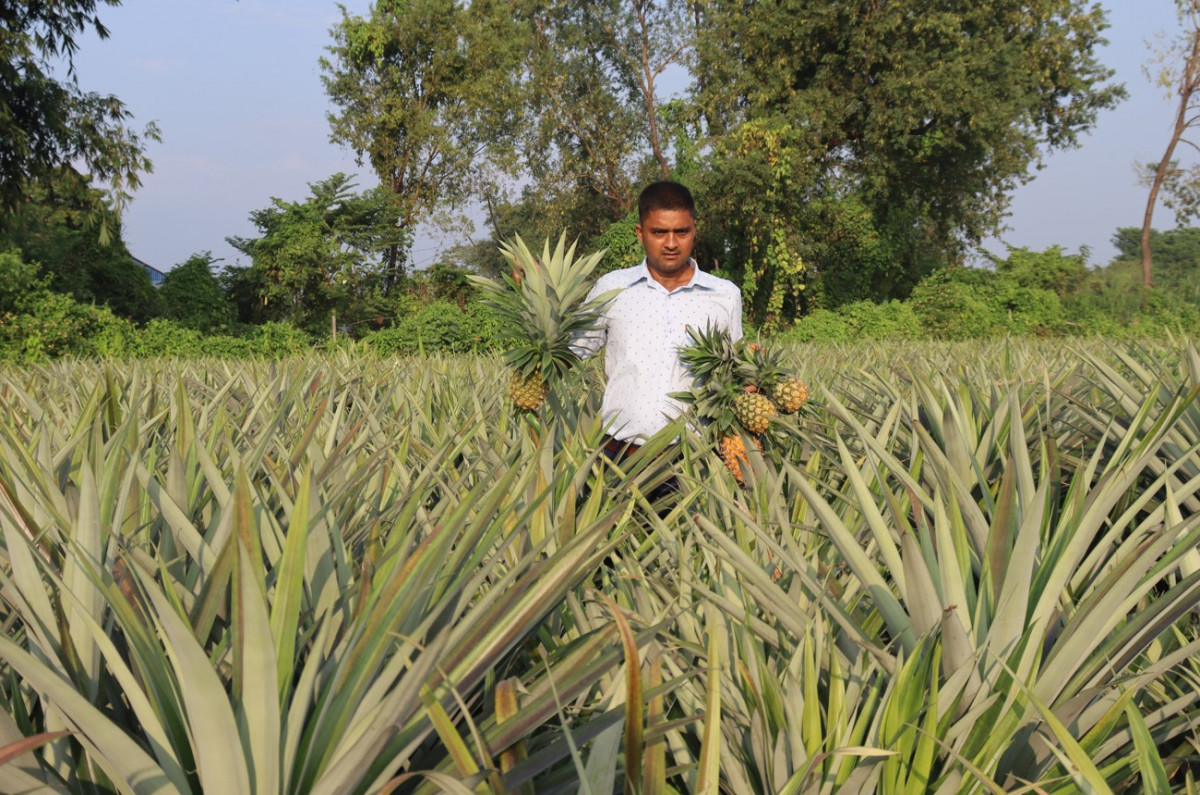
left=626, top=258, right=717, bottom=291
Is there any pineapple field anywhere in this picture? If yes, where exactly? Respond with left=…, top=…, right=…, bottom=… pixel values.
left=1, top=337, right=1199, bottom=793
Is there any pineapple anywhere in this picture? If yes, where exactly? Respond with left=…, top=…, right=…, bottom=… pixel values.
left=508, top=370, right=546, bottom=411
left=738, top=337, right=809, bottom=414
left=675, top=323, right=771, bottom=482
left=771, top=376, right=810, bottom=414
left=470, top=233, right=615, bottom=411
left=719, top=432, right=763, bottom=486
left=733, top=390, right=778, bottom=434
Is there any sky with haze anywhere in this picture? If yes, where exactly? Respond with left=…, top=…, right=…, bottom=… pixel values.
left=68, top=0, right=1184, bottom=273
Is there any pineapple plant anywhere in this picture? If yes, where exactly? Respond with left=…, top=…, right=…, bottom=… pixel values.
left=676, top=323, right=774, bottom=483
left=470, top=233, right=615, bottom=411
left=739, top=338, right=809, bottom=414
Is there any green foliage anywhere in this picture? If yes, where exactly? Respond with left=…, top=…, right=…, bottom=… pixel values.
left=0, top=1, right=160, bottom=213
left=1, top=169, right=162, bottom=321
left=363, top=300, right=501, bottom=355
left=991, top=245, right=1091, bottom=297
left=134, top=317, right=207, bottom=357
left=1111, top=226, right=1200, bottom=303
left=908, top=266, right=1074, bottom=339
left=228, top=173, right=409, bottom=334
left=321, top=0, right=523, bottom=288
left=592, top=212, right=643, bottom=276
left=781, top=300, right=923, bottom=344
left=249, top=321, right=314, bottom=358
left=0, top=249, right=139, bottom=362
left=159, top=252, right=235, bottom=333
left=694, top=0, right=1125, bottom=311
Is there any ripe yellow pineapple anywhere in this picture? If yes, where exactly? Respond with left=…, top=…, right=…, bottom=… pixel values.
left=470, top=233, right=615, bottom=411
left=733, top=390, right=778, bottom=434
left=719, top=433, right=763, bottom=485
left=770, top=375, right=809, bottom=414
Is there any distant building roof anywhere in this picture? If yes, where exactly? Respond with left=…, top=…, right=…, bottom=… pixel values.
left=132, top=256, right=166, bottom=287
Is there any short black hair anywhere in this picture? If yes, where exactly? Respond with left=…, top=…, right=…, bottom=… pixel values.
left=638, top=181, right=695, bottom=223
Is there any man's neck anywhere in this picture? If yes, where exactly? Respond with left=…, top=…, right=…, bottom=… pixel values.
left=647, top=260, right=695, bottom=291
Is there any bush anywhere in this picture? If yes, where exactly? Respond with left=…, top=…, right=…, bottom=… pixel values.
left=135, top=318, right=207, bottom=358
left=0, top=250, right=144, bottom=362
left=593, top=213, right=643, bottom=277
left=362, top=300, right=501, bottom=356
left=781, top=300, right=923, bottom=344
left=250, top=322, right=313, bottom=357
left=780, top=309, right=851, bottom=343
left=909, top=268, right=1005, bottom=339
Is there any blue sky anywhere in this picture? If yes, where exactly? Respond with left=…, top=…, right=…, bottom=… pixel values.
left=70, top=1, right=1183, bottom=272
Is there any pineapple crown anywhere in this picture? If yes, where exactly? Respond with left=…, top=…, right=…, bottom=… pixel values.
left=674, top=322, right=755, bottom=438
left=735, top=336, right=790, bottom=389
left=468, top=233, right=617, bottom=379
left=677, top=321, right=740, bottom=384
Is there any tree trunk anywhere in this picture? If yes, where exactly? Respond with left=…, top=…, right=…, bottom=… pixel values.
left=1143, top=16, right=1200, bottom=288
left=1143, top=79, right=1191, bottom=288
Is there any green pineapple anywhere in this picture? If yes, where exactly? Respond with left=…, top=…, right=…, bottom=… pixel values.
left=470, top=233, right=615, bottom=411
left=738, top=339, right=809, bottom=414
left=676, top=323, right=772, bottom=482
left=732, top=389, right=778, bottom=434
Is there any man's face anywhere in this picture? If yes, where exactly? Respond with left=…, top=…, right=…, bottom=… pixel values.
left=636, top=208, right=696, bottom=282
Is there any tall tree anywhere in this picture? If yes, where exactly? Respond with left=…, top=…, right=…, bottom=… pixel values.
left=321, top=0, right=523, bottom=291
left=0, top=1, right=159, bottom=220
left=159, top=253, right=236, bottom=333
left=1140, top=0, right=1200, bottom=288
left=227, top=174, right=408, bottom=333
left=512, top=0, right=696, bottom=226
left=694, top=0, right=1125, bottom=319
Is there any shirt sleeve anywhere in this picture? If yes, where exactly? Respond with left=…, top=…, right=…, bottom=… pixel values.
left=727, top=287, right=744, bottom=343
left=569, top=282, right=608, bottom=360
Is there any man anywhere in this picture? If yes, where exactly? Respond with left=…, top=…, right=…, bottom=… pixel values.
left=572, top=181, right=743, bottom=457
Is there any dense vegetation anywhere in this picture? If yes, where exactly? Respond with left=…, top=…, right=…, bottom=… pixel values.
left=3, top=4, right=1200, bottom=790
left=0, top=340, right=1198, bottom=792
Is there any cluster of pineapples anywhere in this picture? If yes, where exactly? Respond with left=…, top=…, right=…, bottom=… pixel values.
left=676, top=323, right=809, bottom=483
left=469, top=233, right=614, bottom=411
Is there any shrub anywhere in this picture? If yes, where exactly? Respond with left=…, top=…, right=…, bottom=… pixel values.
left=135, top=318, right=207, bottom=358
left=250, top=321, right=313, bottom=357
left=909, top=268, right=1006, bottom=339
left=992, top=245, right=1089, bottom=297
left=0, top=251, right=144, bottom=362
left=362, top=300, right=502, bottom=356
left=780, top=309, right=851, bottom=343
left=592, top=213, right=643, bottom=276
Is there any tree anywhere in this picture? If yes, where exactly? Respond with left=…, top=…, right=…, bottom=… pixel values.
left=227, top=174, right=408, bottom=334
left=1140, top=0, right=1200, bottom=288
left=515, top=0, right=695, bottom=222
left=159, top=253, right=236, bottom=333
left=1114, top=225, right=1200, bottom=304
left=693, top=0, right=1125, bottom=319
left=0, top=1, right=159, bottom=219
left=321, top=0, right=524, bottom=291
left=0, top=168, right=161, bottom=321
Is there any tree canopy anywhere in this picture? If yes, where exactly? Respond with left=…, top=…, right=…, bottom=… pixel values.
left=227, top=174, right=409, bottom=334
left=320, top=0, right=524, bottom=288
left=0, top=1, right=158, bottom=215
left=693, top=0, right=1124, bottom=322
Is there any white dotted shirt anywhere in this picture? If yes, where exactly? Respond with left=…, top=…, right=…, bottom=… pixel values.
left=572, top=259, right=743, bottom=443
